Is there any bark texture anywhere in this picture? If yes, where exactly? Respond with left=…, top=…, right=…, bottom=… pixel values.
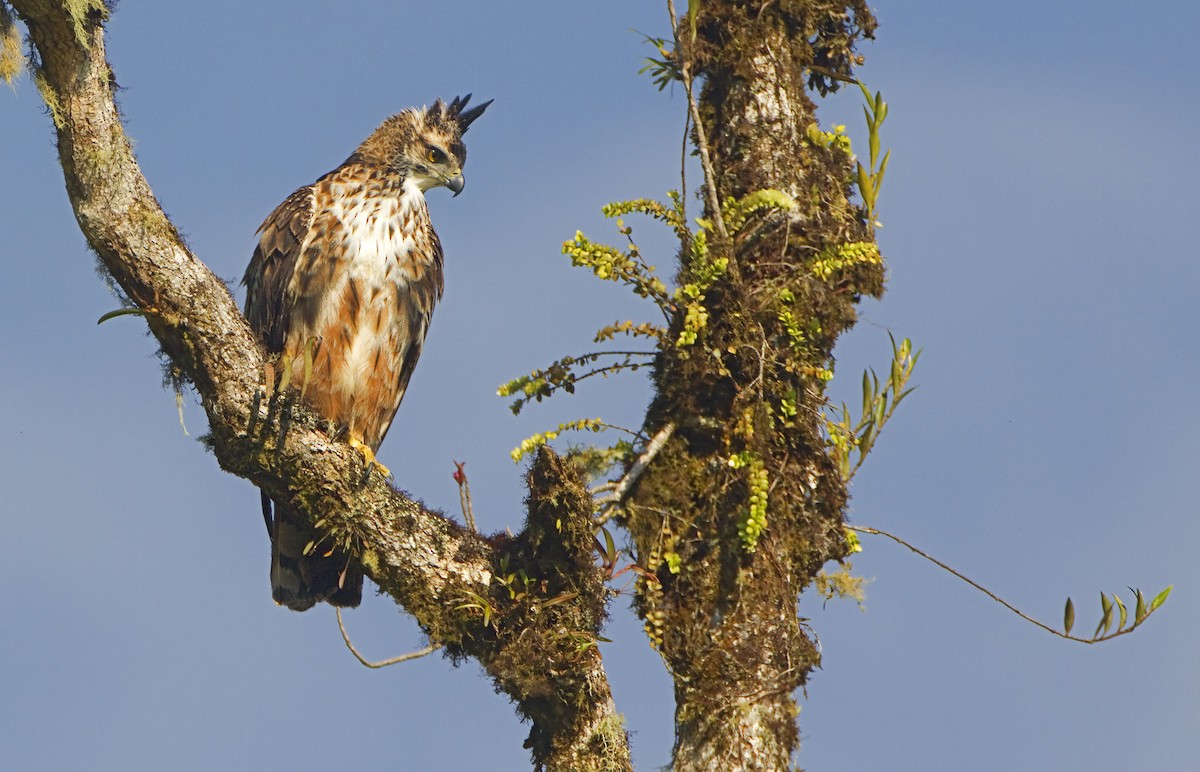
left=7, top=2, right=628, bottom=769
left=625, top=2, right=881, bottom=768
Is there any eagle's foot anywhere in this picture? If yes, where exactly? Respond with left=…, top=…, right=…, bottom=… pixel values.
left=348, top=436, right=392, bottom=479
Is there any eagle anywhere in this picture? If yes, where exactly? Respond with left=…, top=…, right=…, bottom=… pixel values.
left=242, top=95, right=490, bottom=610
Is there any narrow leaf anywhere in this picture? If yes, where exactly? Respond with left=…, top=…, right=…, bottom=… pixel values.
left=1135, top=589, right=1147, bottom=622
left=861, top=369, right=872, bottom=419
left=858, top=426, right=876, bottom=458
left=540, top=592, right=579, bottom=609
left=856, top=163, right=873, bottom=207
left=97, top=307, right=151, bottom=324
left=602, top=526, right=617, bottom=562
left=876, top=149, right=891, bottom=192
left=1093, top=593, right=1113, bottom=638
left=1063, top=597, right=1075, bottom=635
left=1113, top=594, right=1127, bottom=631
left=856, top=80, right=872, bottom=104
left=1149, top=585, right=1173, bottom=612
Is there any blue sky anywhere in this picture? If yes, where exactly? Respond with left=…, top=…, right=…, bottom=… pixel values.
left=3, top=2, right=1198, bottom=769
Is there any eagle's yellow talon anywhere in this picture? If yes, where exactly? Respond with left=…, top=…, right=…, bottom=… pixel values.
left=348, top=436, right=392, bottom=479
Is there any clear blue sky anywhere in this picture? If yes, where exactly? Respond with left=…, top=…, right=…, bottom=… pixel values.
left=3, top=2, right=1197, bottom=769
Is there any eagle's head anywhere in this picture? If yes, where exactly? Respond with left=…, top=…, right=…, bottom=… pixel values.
left=350, top=94, right=492, bottom=196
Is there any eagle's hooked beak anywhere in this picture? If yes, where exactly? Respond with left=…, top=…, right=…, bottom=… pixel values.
left=446, top=174, right=465, bottom=196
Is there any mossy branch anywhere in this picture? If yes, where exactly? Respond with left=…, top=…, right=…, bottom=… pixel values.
left=7, top=3, right=629, bottom=767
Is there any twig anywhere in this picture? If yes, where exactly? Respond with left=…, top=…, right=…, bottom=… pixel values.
left=667, top=0, right=728, bottom=243
left=453, top=460, right=476, bottom=532
left=848, top=525, right=1160, bottom=644
left=596, top=422, right=675, bottom=524
left=336, top=608, right=439, bottom=668
left=679, top=103, right=690, bottom=246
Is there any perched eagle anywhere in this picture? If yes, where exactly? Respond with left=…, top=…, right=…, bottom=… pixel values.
left=242, top=95, right=491, bottom=610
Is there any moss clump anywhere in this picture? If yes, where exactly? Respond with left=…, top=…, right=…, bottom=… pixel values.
left=0, top=4, right=24, bottom=85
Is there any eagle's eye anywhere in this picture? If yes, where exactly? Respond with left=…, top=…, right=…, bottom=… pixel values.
left=425, top=146, right=446, bottom=165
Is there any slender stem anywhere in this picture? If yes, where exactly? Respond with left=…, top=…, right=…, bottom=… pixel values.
left=848, top=525, right=1157, bottom=644
left=454, top=460, right=476, bottom=532
left=679, top=103, right=690, bottom=247
left=667, top=0, right=728, bottom=243
left=336, top=608, right=439, bottom=667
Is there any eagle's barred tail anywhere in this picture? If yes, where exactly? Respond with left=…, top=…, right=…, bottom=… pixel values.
left=268, top=499, right=363, bottom=611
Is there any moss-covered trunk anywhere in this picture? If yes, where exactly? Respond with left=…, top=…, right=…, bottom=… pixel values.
left=626, top=2, right=881, bottom=767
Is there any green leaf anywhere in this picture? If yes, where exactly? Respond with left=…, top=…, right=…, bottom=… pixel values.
left=861, top=369, right=872, bottom=419
left=875, top=149, right=891, bottom=192
left=856, top=79, right=872, bottom=104
left=908, top=345, right=922, bottom=370
left=1063, top=597, right=1075, bottom=635
left=1149, top=585, right=1173, bottom=612
left=1093, top=593, right=1114, bottom=638
left=1112, top=593, right=1127, bottom=631
left=97, top=307, right=151, bottom=324
left=856, top=162, right=874, bottom=208
left=1135, top=589, right=1147, bottom=622
left=857, top=424, right=876, bottom=458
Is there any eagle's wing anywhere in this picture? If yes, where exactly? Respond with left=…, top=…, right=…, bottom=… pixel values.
left=242, top=185, right=315, bottom=352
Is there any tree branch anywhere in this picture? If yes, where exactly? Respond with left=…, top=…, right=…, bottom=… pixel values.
left=9, top=2, right=628, bottom=767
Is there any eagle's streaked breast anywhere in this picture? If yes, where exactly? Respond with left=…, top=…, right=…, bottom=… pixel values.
left=282, top=167, right=443, bottom=451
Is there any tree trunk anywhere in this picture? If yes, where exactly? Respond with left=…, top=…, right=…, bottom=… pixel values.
left=626, top=2, right=881, bottom=767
